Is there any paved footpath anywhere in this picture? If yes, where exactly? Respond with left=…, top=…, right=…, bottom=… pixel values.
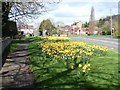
left=0, top=40, right=36, bottom=90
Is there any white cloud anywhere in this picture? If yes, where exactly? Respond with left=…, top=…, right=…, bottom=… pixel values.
left=62, top=0, right=119, bottom=3
left=30, top=0, right=119, bottom=28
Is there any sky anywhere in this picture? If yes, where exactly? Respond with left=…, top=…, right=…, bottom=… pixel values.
left=28, top=0, right=119, bottom=28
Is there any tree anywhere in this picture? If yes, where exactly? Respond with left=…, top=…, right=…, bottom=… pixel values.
left=83, top=22, right=89, bottom=28
left=101, top=21, right=111, bottom=35
left=2, top=1, right=60, bottom=37
left=114, top=29, right=120, bottom=38
left=97, top=18, right=105, bottom=27
left=2, top=21, right=18, bottom=37
left=39, top=19, right=57, bottom=36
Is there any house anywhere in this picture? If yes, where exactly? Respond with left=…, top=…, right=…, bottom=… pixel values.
left=72, top=21, right=82, bottom=35
left=17, top=23, right=34, bottom=36
left=81, top=27, right=98, bottom=35
left=68, top=21, right=99, bottom=35
left=68, top=21, right=83, bottom=35
left=81, top=28, right=89, bottom=34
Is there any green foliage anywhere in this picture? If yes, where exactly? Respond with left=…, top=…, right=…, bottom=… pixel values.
left=103, top=27, right=111, bottom=35
left=114, top=29, right=120, bottom=38
left=28, top=37, right=119, bottom=89
left=2, top=21, right=18, bottom=37
left=99, top=21, right=111, bottom=35
left=9, top=39, right=24, bottom=52
left=97, top=15, right=118, bottom=36
left=97, top=18, right=105, bottom=27
left=83, top=22, right=89, bottom=28
left=38, top=19, right=57, bottom=35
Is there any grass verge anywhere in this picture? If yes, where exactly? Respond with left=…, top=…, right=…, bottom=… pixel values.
left=28, top=37, right=119, bottom=90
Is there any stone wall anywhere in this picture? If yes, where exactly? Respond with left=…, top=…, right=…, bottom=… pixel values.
left=1, top=37, right=12, bottom=53
left=0, top=37, right=12, bottom=69
left=0, top=37, right=12, bottom=59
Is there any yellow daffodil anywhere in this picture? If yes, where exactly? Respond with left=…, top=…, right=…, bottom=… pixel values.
left=39, top=36, right=108, bottom=75
left=82, top=70, right=86, bottom=72
left=88, top=68, right=90, bottom=70
left=87, top=64, right=90, bottom=67
left=78, top=64, right=82, bottom=67
left=83, top=65, right=87, bottom=70
left=71, top=66, right=74, bottom=69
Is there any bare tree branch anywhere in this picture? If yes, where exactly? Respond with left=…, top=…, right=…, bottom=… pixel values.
left=5, top=0, right=61, bottom=22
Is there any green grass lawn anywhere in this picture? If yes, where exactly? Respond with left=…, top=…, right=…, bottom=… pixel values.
left=27, top=37, right=119, bottom=90
left=9, top=39, right=24, bottom=52
left=4, top=38, right=27, bottom=53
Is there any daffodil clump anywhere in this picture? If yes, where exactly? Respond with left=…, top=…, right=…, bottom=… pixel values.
left=39, top=36, right=108, bottom=75
left=40, top=42, right=92, bottom=74
left=41, top=36, right=70, bottom=42
left=90, top=45, right=108, bottom=53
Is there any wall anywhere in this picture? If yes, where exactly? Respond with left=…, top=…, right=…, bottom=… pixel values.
left=0, top=37, right=12, bottom=58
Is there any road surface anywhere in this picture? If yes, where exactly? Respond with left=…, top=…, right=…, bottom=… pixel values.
left=69, top=36, right=120, bottom=52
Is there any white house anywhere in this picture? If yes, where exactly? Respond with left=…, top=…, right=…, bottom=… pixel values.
left=17, top=23, right=34, bottom=36
left=70, top=21, right=83, bottom=35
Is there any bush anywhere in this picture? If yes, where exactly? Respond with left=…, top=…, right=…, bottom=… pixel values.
left=106, top=30, right=111, bottom=35
left=114, top=29, right=120, bottom=38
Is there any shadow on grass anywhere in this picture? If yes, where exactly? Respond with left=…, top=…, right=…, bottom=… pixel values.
left=28, top=38, right=120, bottom=90
left=32, top=65, right=119, bottom=90
left=33, top=67, right=119, bottom=90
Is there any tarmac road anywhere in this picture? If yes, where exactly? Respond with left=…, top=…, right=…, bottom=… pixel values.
left=69, top=36, right=120, bottom=52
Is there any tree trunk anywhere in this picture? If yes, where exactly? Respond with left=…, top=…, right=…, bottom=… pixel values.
left=2, top=2, right=13, bottom=37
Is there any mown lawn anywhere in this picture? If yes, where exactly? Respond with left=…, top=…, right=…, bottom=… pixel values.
left=27, top=37, right=119, bottom=90
left=10, top=39, right=26, bottom=52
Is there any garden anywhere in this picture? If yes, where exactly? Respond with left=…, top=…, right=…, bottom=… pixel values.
left=27, top=36, right=119, bottom=90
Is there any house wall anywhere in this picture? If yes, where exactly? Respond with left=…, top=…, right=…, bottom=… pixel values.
left=20, top=29, right=33, bottom=35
